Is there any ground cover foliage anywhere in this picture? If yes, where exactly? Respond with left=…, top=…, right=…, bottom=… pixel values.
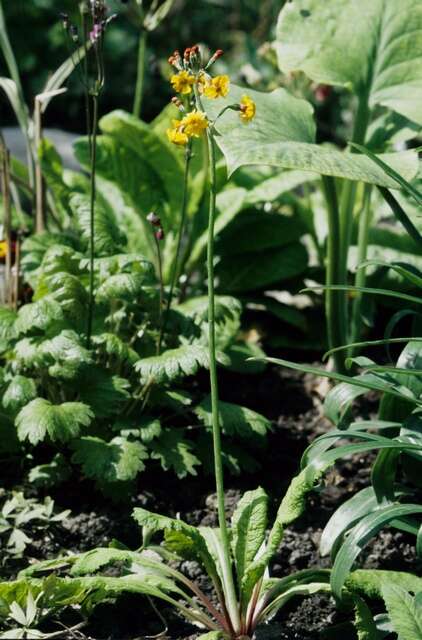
left=0, top=0, right=421, bottom=638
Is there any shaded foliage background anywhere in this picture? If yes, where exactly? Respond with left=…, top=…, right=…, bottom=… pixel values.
left=0, top=0, right=285, bottom=129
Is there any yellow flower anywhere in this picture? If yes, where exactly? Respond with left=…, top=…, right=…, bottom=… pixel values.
left=203, top=74, right=230, bottom=99
left=170, top=70, right=195, bottom=95
left=166, top=119, right=189, bottom=146
left=181, top=111, right=209, bottom=137
left=239, top=95, right=256, bottom=122
left=0, top=241, right=7, bottom=259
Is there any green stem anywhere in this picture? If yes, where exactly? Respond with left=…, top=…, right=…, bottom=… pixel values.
left=349, top=185, right=373, bottom=353
left=155, top=234, right=164, bottom=355
left=337, top=93, right=371, bottom=344
left=133, top=28, right=147, bottom=119
left=206, top=128, right=241, bottom=634
left=322, top=175, right=345, bottom=373
left=86, top=93, right=99, bottom=349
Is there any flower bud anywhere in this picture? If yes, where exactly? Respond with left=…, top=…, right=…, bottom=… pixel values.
left=147, top=212, right=161, bottom=227
left=155, top=228, right=165, bottom=241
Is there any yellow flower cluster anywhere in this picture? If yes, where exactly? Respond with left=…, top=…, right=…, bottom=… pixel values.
left=167, top=48, right=256, bottom=146
left=0, top=241, right=8, bottom=259
left=166, top=111, right=209, bottom=146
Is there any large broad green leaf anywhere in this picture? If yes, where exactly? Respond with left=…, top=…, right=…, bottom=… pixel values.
left=16, top=399, right=93, bottom=445
left=231, top=488, right=268, bottom=588
left=98, top=110, right=184, bottom=227
left=204, top=85, right=418, bottom=186
left=70, top=193, right=126, bottom=256
left=382, top=584, right=422, bottom=640
left=276, top=0, right=422, bottom=126
left=39, top=139, right=73, bottom=222
left=74, top=135, right=164, bottom=261
left=71, top=436, right=148, bottom=483
left=216, top=241, right=308, bottom=292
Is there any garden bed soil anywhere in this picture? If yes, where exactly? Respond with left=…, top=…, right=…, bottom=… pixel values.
left=2, top=364, right=419, bottom=639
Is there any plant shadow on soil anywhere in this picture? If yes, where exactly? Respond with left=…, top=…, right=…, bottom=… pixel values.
left=2, top=362, right=420, bottom=639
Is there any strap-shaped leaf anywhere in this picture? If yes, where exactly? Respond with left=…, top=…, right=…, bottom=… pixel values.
left=204, top=85, right=418, bottom=185
left=276, top=0, right=422, bottom=125
left=321, top=487, right=381, bottom=558
left=231, top=488, right=269, bottom=588
left=331, top=504, right=422, bottom=599
left=240, top=437, right=422, bottom=608
left=16, top=399, right=93, bottom=445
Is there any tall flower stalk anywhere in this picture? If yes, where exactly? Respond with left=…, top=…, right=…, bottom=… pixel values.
left=61, top=2, right=114, bottom=348
left=167, top=46, right=256, bottom=636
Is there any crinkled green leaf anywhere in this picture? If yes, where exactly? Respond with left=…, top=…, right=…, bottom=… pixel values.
left=78, top=369, right=131, bottom=417
left=382, top=584, right=422, bottom=640
left=92, top=333, right=138, bottom=365
left=196, top=396, right=271, bottom=442
left=135, top=345, right=215, bottom=384
left=96, top=271, right=153, bottom=303
left=40, top=330, right=92, bottom=380
left=149, top=428, right=200, bottom=478
left=16, top=399, right=93, bottom=445
left=71, top=436, right=148, bottom=483
left=14, top=297, right=65, bottom=335
left=0, top=307, right=17, bottom=350
left=354, top=595, right=379, bottom=640
left=28, top=454, right=72, bottom=489
left=2, top=376, right=37, bottom=414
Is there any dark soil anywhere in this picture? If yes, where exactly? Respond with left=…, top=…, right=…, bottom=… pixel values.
left=1, top=364, right=419, bottom=639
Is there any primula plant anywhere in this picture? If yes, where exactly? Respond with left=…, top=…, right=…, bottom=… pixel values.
left=6, top=43, right=421, bottom=640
